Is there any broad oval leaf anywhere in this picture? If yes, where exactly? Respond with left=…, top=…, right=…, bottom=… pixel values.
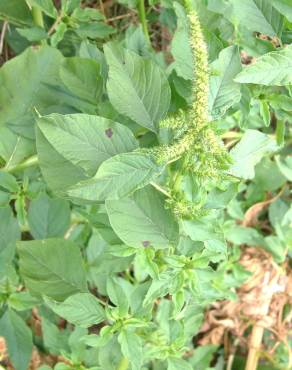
left=106, top=186, right=179, bottom=248
left=27, top=0, right=57, bottom=18
left=66, top=152, right=164, bottom=202
left=104, top=44, right=171, bottom=133
left=229, top=0, right=284, bottom=37
left=168, top=357, right=192, bottom=370
left=0, top=46, right=88, bottom=139
left=16, top=26, right=48, bottom=42
left=106, top=276, right=129, bottom=316
left=36, top=113, right=138, bottom=192
left=209, top=45, right=242, bottom=120
left=17, top=238, right=88, bottom=301
left=60, top=57, right=102, bottom=104
left=272, top=0, right=292, bottom=22
left=0, top=206, right=20, bottom=252
left=229, top=129, right=278, bottom=179
left=275, top=155, right=292, bottom=181
left=234, top=45, right=292, bottom=86
left=44, top=293, right=105, bottom=328
left=0, top=309, right=33, bottom=370
left=0, top=0, right=33, bottom=26
left=118, top=329, right=143, bottom=370
left=0, top=171, right=19, bottom=193
left=171, top=2, right=193, bottom=81
left=28, top=193, right=71, bottom=239
left=171, top=2, right=225, bottom=81
left=0, top=206, right=20, bottom=273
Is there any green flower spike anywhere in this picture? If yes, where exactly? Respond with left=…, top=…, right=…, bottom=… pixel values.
left=154, top=1, right=232, bottom=219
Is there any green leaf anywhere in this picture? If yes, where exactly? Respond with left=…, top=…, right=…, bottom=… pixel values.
left=44, top=293, right=105, bottom=328
left=17, top=238, right=88, bottom=301
left=229, top=130, right=278, bottom=179
left=229, top=0, right=283, bottom=37
left=8, top=291, right=40, bottom=311
left=167, top=358, right=192, bottom=370
left=106, top=277, right=129, bottom=316
left=0, top=46, right=77, bottom=139
left=272, top=0, right=292, bottom=21
left=0, top=171, right=19, bottom=192
left=0, top=309, right=33, bottom=370
left=205, top=182, right=238, bottom=209
left=209, top=46, right=242, bottom=120
left=98, top=336, right=123, bottom=370
left=259, top=100, right=271, bottom=126
left=264, top=235, right=286, bottom=263
left=226, top=225, right=265, bottom=246
left=106, top=186, right=179, bottom=248
left=189, top=345, right=218, bottom=370
left=27, top=0, right=57, bottom=18
left=118, top=329, right=143, bottom=370
left=51, top=22, right=67, bottom=47
left=66, top=152, right=163, bottom=202
left=234, top=45, right=292, bottom=86
left=75, top=22, right=116, bottom=39
left=41, top=317, right=70, bottom=355
left=0, top=207, right=20, bottom=252
left=0, top=190, right=10, bottom=206
left=0, top=127, right=35, bottom=169
left=36, top=113, right=138, bottom=192
left=254, top=157, right=286, bottom=192
left=60, top=57, right=102, bottom=105
left=171, top=2, right=193, bottom=80
left=125, top=25, right=150, bottom=57
left=104, top=44, right=171, bottom=133
left=16, top=26, right=48, bottom=42
left=61, top=0, right=80, bottom=14
left=0, top=0, right=33, bottom=26
left=28, top=193, right=71, bottom=239
left=171, top=2, right=225, bottom=80
left=0, top=206, right=20, bottom=272
left=143, top=273, right=170, bottom=306
left=72, top=7, right=104, bottom=22
left=182, top=213, right=224, bottom=242
left=135, top=247, right=159, bottom=279
left=275, top=156, right=292, bottom=181
left=276, top=120, right=285, bottom=148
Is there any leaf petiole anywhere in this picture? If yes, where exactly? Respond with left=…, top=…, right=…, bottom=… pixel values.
left=4, top=155, right=39, bottom=173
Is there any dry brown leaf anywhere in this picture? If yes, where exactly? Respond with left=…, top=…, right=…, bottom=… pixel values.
left=242, top=199, right=272, bottom=227
left=242, top=187, right=285, bottom=227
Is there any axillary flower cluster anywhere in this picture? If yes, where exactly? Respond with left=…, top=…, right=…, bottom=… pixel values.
left=153, top=1, right=232, bottom=219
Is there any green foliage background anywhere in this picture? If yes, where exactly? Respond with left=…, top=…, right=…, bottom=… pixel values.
left=0, top=0, right=291, bottom=369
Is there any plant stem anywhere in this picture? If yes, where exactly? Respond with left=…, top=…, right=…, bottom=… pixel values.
left=0, top=21, right=8, bottom=55
left=48, top=14, right=63, bottom=36
left=117, top=357, right=129, bottom=370
left=31, top=6, right=44, bottom=28
left=221, top=131, right=243, bottom=139
left=137, top=0, right=150, bottom=44
left=31, top=6, right=47, bottom=45
left=150, top=181, right=171, bottom=198
left=245, top=324, right=264, bottom=370
left=4, top=155, right=39, bottom=173
left=226, top=338, right=239, bottom=370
